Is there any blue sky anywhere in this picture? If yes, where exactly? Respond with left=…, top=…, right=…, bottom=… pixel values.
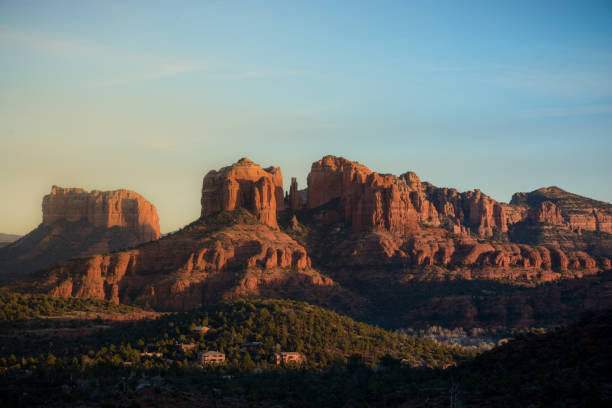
left=1, top=0, right=611, bottom=234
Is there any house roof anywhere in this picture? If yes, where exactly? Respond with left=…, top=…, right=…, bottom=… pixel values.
left=200, top=351, right=224, bottom=356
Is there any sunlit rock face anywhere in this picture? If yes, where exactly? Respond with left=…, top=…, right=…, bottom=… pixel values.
left=42, top=186, right=160, bottom=241
left=512, top=186, right=612, bottom=234
left=0, top=186, right=161, bottom=284
left=201, top=158, right=284, bottom=229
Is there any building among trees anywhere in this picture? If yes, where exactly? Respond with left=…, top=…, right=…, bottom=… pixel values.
left=198, top=351, right=225, bottom=365
left=175, top=343, right=198, bottom=355
left=273, top=352, right=305, bottom=365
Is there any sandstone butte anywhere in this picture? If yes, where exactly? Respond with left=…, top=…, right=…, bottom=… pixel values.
left=0, top=186, right=160, bottom=284
left=201, top=158, right=284, bottom=229
left=43, top=186, right=161, bottom=241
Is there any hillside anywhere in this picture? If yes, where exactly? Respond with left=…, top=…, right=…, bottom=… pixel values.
left=0, top=298, right=475, bottom=407
left=455, top=309, right=612, bottom=407
left=0, top=298, right=473, bottom=369
left=0, top=292, right=145, bottom=320
left=1, top=298, right=609, bottom=407
left=7, top=209, right=362, bottom=314
left=0, top=233, right=21, bottom=248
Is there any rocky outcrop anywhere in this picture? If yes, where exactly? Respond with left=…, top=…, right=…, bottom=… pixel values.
left=511, top=186, right=612, bottom=234
left=306, top=156, right=372, bottom=209
left=528, top=201, right=564, bottom=224
left=43, top=186, right=160, bottom=241
left=304, top=156, right=612, bottom=245
left=0, top=187, right=160, bottom=284
left=305, top=156, right=524, bottom=237
left=331, top=228, right=604, bottom=281
left=201, top=158, right=283, bottom=229
left=14, top=216, right=335, bottom=310
left=306, top=156, right=428, bottom=235
left=288, top=178, right=303, bottom=211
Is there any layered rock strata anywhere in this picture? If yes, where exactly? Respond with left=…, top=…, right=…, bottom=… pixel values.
left=511, top=186, right=612, bottom=234
left=14, top=219, right=334, bottom=310
left=305, top=156, right=612, bottom=245
left=43, top=186, right=160, bottom=241
left=306, top=156, right=525, bottom=237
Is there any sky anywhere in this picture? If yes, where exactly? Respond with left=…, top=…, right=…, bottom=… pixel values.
left=1, top=0, right=611, bottom=235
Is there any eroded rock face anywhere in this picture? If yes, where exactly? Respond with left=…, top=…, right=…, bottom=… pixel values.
left=332, top=228, right=604, bottom=280
left=201, top=158, right=283, bottom=229
left=306, top=156, right=372, bottom=209
left=42, top=186, right=160, bottom=242
left=529, top=201, right=564, bottom=224
left=306, top=155, right=523, bottom=237
left=511, top=187, right=612, bottom=234
left=16, top=220, right=334, bottom=310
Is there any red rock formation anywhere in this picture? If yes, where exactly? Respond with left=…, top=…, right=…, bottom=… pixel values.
left=0, top=186, right=161, bottom=284
left=331, top=226, right=602, bottom=284
left=306, top=156, right=371, bottom=209
left=288, top=178, right=302, bottom=210
left=423, top=185, right=528, bottom=238
left=511, top=187, right=612, bottom=234
left=201, top=158, right=283, bottom=229
left=529, top=201, right=564, bottom=224
left=306, top=156, right=425, bottom=234
left=17, top=219, right=335, bottom=310
left=306, top=155, right=522, bottom=237
left=42, top=186, right=160, bottom=241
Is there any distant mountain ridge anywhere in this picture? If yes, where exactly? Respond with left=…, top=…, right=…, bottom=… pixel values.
left=0, top=233, right=21, bottom=249
left=0, top=233, right=21, bottom=243
left=5, top=155, right=612, bottom=329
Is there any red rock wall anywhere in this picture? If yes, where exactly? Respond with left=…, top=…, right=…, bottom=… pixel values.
left=306, top=156, right=522, bottom=237
left=42, top=186, right=160, bottom=241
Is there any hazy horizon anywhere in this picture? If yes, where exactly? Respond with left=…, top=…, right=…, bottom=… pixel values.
left=2, top=0, right=612, bottom=235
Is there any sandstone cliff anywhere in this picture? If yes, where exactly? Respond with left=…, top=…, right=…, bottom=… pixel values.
left=305, top=155, right=524, bottom=238
left=0, top=186, right=160, bottom=284
left=43, top=186, right=160, bottom=241
left=201, top=158, right=283, bottom=229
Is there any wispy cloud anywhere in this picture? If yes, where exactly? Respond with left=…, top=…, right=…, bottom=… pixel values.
left=0, top=25, right=312, bottom=87
left=0, top=25, right=214, bottom=86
